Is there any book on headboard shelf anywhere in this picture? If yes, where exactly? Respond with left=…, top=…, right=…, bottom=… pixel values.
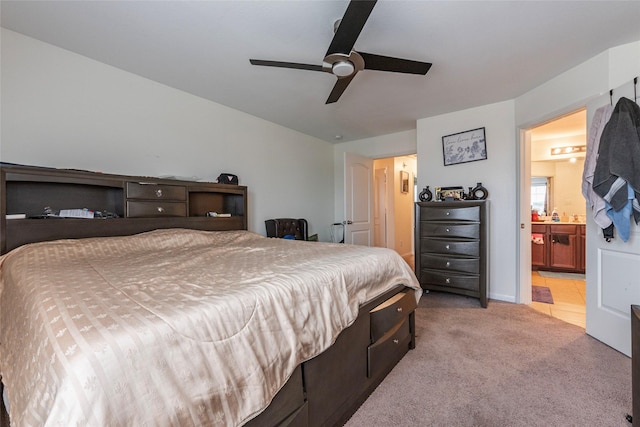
left=6, top=214, right=26, bottom=220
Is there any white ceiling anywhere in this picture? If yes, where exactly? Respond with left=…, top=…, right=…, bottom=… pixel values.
left=531, top=109, right=586, bottom=143
left=2, top=1, right=639, bottom=143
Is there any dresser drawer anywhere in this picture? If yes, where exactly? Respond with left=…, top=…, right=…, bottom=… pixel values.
left=421, top=239, right=479, bottom=257
left=420, top=205, right=480, bottom=222
left=367, top=319, right=411, bottom=379
left=420, top=222, right=480, bottom=239
left=126, top=201, right=187, bottom=218
left=420, top=269, right=480, bottom=292
left=126, top=182, right=186, bottom=201
left=370, top=291, right=417, bottom=342
left=421, top=253, right=480, bottom=274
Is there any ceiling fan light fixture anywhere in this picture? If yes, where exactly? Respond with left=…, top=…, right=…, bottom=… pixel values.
left=332, top=60, right=355, bottom=77
left=249, top=1, right=431, bottom=103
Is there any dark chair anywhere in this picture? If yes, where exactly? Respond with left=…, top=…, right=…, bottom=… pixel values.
left=265, top=218, right=309, bottom=241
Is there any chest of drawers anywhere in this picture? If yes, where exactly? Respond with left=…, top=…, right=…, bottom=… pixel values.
left=415, top=201, right=488, bottom=307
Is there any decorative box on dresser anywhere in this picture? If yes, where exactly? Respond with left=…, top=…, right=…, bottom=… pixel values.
left=415, top=200, right=489, bottom=307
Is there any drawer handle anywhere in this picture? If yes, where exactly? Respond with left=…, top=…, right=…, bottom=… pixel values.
left=445, top=278, right=451, bottom=284
left=156, top=206, right=165, bottom=213
left=155, top=189, right=163, bottom=198
left=393, top=339, right=399, bottom=344
left=446, top=228, right=450, bottom=232
left=445, top=244, right=450, bottom=250
left=446, top=212, right=450, bottom=216
left=397, top=307, right=403, bottom=313
left=446, top=261, right=451, bottom=267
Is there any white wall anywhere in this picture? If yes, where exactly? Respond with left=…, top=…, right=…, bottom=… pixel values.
left=515, top=51, right=610, bottom=129
left=516, top=40, right=640, bottom=129
left=417, top=100, right=517, bottom=302
left=0, top=29, right=335, bottom=240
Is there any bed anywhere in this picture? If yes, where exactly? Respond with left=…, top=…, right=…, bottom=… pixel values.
left=0, top=164, right=421, bottom=426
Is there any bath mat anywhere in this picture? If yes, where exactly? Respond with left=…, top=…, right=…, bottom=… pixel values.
left=532, top=285, right=554, bottom=304
left=537, top=271, right=585, bottom=280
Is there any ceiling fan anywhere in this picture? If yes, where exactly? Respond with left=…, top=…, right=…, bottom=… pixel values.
left=249, top=0, right=432, bottom=104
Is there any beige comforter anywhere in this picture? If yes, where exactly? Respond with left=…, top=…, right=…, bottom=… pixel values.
left=0, top=229, right=420, bottom=426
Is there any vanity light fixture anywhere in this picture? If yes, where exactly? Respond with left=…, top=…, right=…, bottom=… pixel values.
left=550, top=145, right=586, bottom=156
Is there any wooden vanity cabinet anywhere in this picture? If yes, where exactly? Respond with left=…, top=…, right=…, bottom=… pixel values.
left=531, top=223, right=585, bottom=273
left=549, top=224, right=579, bottom=270
left=531, top=223, right=547, bottom=268
left=579, top=226, right=586, bottom=272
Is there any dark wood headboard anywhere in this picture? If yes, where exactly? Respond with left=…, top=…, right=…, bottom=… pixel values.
left=0, top=163, right=248, bottom=254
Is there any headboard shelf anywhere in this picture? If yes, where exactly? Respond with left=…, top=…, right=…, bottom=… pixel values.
left=0, top=163, right=248, bottom=254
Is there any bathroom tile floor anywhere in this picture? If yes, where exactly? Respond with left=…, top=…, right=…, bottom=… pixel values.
left=530, top=271, right=586, bottom=328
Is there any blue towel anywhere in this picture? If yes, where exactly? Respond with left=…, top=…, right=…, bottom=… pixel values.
left=606, top=183, right=634, bottom=242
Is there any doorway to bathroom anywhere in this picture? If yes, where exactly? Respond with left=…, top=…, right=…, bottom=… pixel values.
left=528, top=109, right=587, bottom=328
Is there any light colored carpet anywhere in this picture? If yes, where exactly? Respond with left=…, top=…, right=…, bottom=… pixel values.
left=537, top=270, right=586, bottom=280
left=345, top=291, right=631, bottom=427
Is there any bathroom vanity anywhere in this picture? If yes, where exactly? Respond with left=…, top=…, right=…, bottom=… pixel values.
left=531, top=222, right=585, bottom=273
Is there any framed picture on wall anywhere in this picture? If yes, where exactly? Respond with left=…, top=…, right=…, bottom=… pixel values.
left=400, top=171, right=409, bottom=193
left=442, top=127, right=487, bottom=166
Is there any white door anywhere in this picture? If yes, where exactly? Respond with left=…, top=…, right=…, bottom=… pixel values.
left=344, top=152, right=373, bottom=246
left=374, top=167, right=387, bottom=247
left=585, top=86, right=640, bottom=357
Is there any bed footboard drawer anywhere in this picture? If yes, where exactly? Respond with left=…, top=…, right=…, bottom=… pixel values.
left=244, top=365, right=306, bottom=427
left=277, top=401, right=308, bottom=427
left=367, top=318, right=411, bottom=379
left=370, top=291, right=417, bottom=342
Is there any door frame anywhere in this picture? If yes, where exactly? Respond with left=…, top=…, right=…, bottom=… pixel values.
left=517, top=106, right=587, bottom=305
left=373, top=166, right=388, bottom=248
left=517, top=128, right=532, bottom=304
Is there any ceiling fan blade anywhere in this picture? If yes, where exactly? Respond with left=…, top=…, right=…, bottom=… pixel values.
left=249, top=59, right=324, bottom=72
left=326, top=0, right=377, bottom=56
left=359, top=52, right=432, bottom=75
left=326, top=74, right=356, bottom=104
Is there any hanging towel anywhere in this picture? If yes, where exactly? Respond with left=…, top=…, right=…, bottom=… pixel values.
left=605, top=183, right=634, bottom=242
left=582, top=104, right=613, bottom=229
left=552, top=234, right=570, bottom=245
left=593, top=97, right=640, bottom=224
left=531, top=233, right=544, bottom=245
